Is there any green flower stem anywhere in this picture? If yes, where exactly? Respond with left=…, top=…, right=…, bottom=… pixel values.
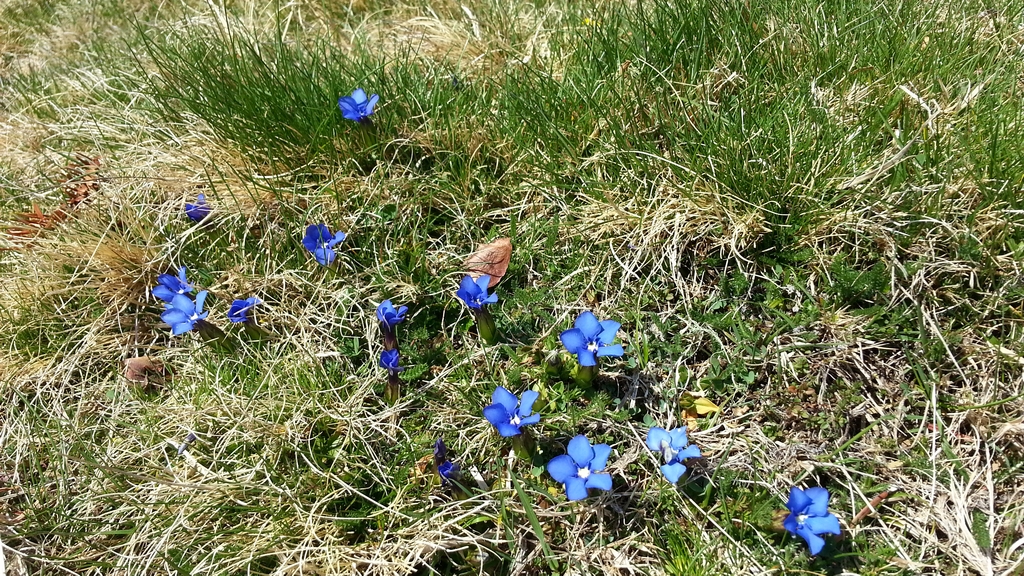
left=242, top=320, right=277, bottom=341
left=385, top=371, right=401, bottom=405
left=195, top=319, right=236, bottom=354
left=576, top=363, right=597, bottom=386
left=473, top=308, right=498, bottom=345
left=511, top=429, right=535, bottom=460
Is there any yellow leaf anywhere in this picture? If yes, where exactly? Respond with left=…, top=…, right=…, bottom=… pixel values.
left=693, top=397, right=721, bottom=415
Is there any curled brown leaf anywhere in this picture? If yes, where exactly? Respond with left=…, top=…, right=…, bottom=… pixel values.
left=463, top=237, right=511, bottom=288
left=125, top=356, right=166, bottom=384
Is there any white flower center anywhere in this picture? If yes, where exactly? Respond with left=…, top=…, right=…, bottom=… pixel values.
left=659, top=439, right=678, bottom=464
left=577, top=467, right=591, bottom=479
left=796, top=513, right=808, bottom=526
left=509, top=415, right=521, bottom=426
left=587, top=341, right=599, bottom=352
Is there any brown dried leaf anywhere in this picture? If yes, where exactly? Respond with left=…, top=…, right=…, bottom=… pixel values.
left=125, top=356, right=165, bottom=383
left=681, top=408, right=700, bottom=431
left=15, top=205, right=50, bottom=227
left=409, top=453, right=435, bottom=486
left=62, top=154, right=101, bottom=208
left=463, top=237, right=511, bottom=288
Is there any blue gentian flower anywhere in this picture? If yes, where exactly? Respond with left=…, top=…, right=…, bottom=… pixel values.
left=433, top=438, right=448, bottom=467
left=646, top=426, right=701, bottom=484
left=377, top=300, right=408, bottom=327
left=456, top=275, right=498, bottom=310
left=161, top=291, right=209, bottom=335
left=302, top=224, right=347, bottom=265
left=185, top=193, right=211, bottom=222
left=152, top=266, right=191, bottom=303
left=482, top=386, right=540, bottom=437
left=559, top=311, right=624, bottom=367
left=784, top=487, right=842, bottom=555
left=438, top=460, right=459, bottom=482
left=379, top=349, right=404, bottom=373
left=546, top=435, right=613, bottom=501
left=338, top=88, right=379, bottom=122
left=434, top=438, right=460, bottom=484
left=227, top=297, right=261, bottom=323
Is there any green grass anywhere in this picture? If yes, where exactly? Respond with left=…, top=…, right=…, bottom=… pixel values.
left=1, top=0, right=1023, bottom=574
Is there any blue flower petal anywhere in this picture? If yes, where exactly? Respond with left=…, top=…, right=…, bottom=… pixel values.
left=377, top=300, right=405, bottom=324
left=457, top=275, right=479, bottom=306
left=797, top=526, right=826, bottom=555
left=805, top=487, right=831, bottom=517
left=314, top=247, right=335, bottom=265
left=787, top=486, right=811, bottom=514
left=783, top=513, right=800, bottom=535
left=805, top=514, right=841, bottom=536
left=518, top=390, right=539, bottom=417
left=646, top=427, right=670, bottom=451
left=338, top=90, right=378, bottom=121
left=474, top=274, right=491, bottom=293
left=171, top=322, right=195, bottom=335
left=546, top=455, right=576, bottom=483
left=161, top=309, right=190, bottom=324
left=573, top=311, right=601, bottom=338
left=438, top=461, right=457, bottom=480
left=564, top=476, right=588, bottom=501
left=194, top=291, right=208, bottom=313
left=302, top=224, right=330, bottom=252
left=584, top=472, right=611, bottom=491
left=376, top=300, right=392, bottom=322
left=660, top=462, right=687, bottom=484
left=156, top=273, right=178, bottom=288
left=518, top=413, right=540, bottom=426
left=495, top=422, right=522, bottom=437
left=559, top=328, right=586, bottom=354
left=379, top=349, right=401, bottom=370
left=589, top=443, right=611, bottom=471
left=185, top=201, right=210, bottom=222
left=491, top=386, right=518, bottom=413
left=677, top=444, right=701, bottom=461
left=169, top=294, right=195, bottom=314
left=227, top=299, right=255, bottom=322
left=365, top=93, right=379, bottom=115
left=483, top=292, right=499, bottom=305
left=176, top=266, right=188, bottom=283
left=328, top=231, right=347, bottom=247
left=482, top=403, right=510, bottom=427
left=575, top=349, right=597, bottom=367
left=338, top=98, right=358, bottom=119
left=567, top=435, right=594, bottom=467
left=668, top=427, right=689, bottom=449
left=152, top=285, right=176, bottom=302
left=597, top=320, right=620, bottom=345
left=595, top=344, right=624, bottom=358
